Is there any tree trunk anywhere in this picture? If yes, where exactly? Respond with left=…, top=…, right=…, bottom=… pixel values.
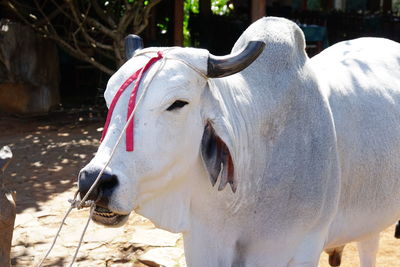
left=0, top=190, right=16, bottom=267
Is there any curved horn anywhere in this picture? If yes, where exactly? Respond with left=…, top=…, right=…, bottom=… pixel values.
left=207, top=41, right=266, bottom=78
left=124, top=34, right=144, bottom=60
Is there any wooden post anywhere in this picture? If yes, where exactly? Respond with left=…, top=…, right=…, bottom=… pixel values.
left=0, top=146, right=12, bottom=186
left=251, top=0, right=267, bottom=22
left=0, top=146, right=15, bottom=267
left=382, top=0, right=392, bottom=13
left=326, top=0, right=334, bottom=10
left=0, top=190, right=16, bottom=267
left=173, top=0, right=184, bottom=46
left=199, top=0, right=211, bottom=16
left=301, top=0, right=308, bottom=11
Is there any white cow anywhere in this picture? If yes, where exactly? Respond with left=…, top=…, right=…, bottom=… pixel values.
left=78, top=17, right=400, bottom=266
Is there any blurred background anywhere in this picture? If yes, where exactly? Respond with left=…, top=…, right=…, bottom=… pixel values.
left=0, top=0, right=399, bottom=116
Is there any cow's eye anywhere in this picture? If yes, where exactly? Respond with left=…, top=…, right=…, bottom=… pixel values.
left=166, top=100, right=189, bottom=111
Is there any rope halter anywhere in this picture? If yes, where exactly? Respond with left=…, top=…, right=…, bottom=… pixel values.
left=101, top=51, right=164, bottom=151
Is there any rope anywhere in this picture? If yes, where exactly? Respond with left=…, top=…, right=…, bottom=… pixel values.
left=37, top=193, right=97, bottom=266
left=36, top=56, right=166, bottom=267
left=68, top=203, right=95, bottom=267
left=78, top=57, right=166, bottom=208
left=165, top=57, right=208, bottom=80
left=74, top=51, right=208, bottom=219
left=37, top=205, right=74, bottom=267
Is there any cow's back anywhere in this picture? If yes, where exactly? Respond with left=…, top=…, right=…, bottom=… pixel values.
left=311, top=38, right=400, bottom=248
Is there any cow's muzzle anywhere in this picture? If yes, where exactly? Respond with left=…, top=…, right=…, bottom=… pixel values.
left=78, top=167, right=118, bottom=206
left=78, top=167, right=129, bottom=226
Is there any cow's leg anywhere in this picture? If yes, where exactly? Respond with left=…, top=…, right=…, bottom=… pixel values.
left=356, top=233, right=380, bottom=267
left=288, top=232, right=326, bottom=267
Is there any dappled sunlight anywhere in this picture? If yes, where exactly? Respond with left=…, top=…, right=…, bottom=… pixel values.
left=0, top=113, right=103, bottom=214
left=31, top=161, right=43, bottom=167
left=0, top=112, right=188, bottom=266
left=47, top=165, right=63, bottom=172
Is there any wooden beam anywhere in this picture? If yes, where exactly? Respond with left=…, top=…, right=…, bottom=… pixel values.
left=251, top=0, right=266, bottom=22
left=173, top=0, right=184, bottom=46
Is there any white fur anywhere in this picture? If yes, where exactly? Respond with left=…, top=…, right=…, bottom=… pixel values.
left=80, top=17, right=400, bottom=266
left=312, top=37, right=400, bottom=266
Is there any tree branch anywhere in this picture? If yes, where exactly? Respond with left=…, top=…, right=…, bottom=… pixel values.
left=6, top=1, right=35, bottom=25
left=90, top=0, right=116, bottom=29
left=65, top=0, right=113, bottom=51
left=113, top=39, right=124, bottom=67
left=35, top=2, right=68, bottom=27
left=134, top=0, right=162, bottom=35
left=118, top=2, right=137, bottom=33
left=48, top=0, right=76, bottom=23
left=6, top=0, right=161, bottom=75
left=51, top=35, right=114, bottom=75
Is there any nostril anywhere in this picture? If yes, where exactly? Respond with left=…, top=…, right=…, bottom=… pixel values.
left=99, top=174, right=118, bottom=192
left=78, top=169, right=118, bottom=203
left=78, top=170, right=98, bottom=200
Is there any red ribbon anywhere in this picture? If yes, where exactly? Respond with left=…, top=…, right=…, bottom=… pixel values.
left=101, top=51, right=163, bottom=151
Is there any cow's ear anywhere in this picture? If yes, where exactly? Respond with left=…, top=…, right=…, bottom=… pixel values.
left=201, top=122, right=236, bottom=193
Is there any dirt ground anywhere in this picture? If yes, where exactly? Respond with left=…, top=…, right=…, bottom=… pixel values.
left=1, top=112, right=399, bottom=266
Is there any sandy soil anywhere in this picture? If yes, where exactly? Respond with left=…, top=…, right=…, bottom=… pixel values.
left=1, top=112, right=399, bottom=266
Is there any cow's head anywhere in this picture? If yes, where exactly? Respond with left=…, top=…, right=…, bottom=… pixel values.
left=78, top=35, right=265, bottom=229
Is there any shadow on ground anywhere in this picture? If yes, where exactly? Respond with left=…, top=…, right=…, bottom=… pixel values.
left=0, top=111, right=103, bottom=213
